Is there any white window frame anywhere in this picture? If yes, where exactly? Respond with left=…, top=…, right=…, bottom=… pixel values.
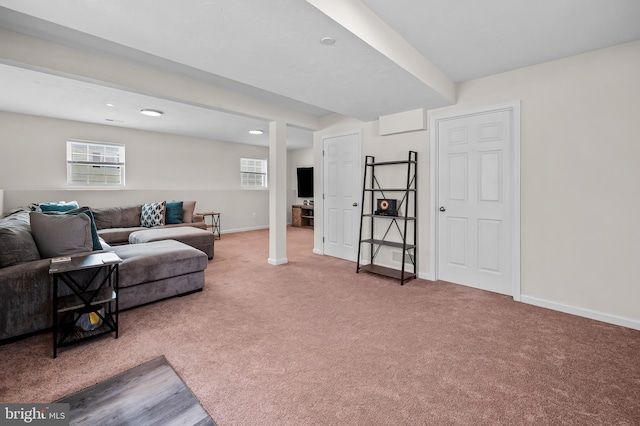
left=66, top=140, right=125, bottom=187
left=240, top=157, right=268, bottom=189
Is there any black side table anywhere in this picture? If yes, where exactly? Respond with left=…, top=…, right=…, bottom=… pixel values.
left=49, top=251, right=122, bottom=358
left=198, top=211, right=221, bottom=239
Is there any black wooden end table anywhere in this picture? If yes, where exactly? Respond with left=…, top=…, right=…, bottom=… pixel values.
left=49, top=251, right=122, bottom=358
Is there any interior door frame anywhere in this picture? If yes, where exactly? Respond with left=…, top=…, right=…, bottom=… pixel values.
left=321, top=130, right=362, bottom=261
left=428, top=101, right=522, bottom=300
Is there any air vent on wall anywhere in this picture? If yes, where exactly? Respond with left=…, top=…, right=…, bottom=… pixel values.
left=379, top=108, right=427, bottom=136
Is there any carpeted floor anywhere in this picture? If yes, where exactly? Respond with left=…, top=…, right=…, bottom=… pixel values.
left=1, top=227, right=639, bottom=425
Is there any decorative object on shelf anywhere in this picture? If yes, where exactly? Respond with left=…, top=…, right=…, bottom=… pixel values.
left=375, top=199, right=398, bottom=216
left=357, top=151, right=418, bottom=285
left=75, top=307, right=105, bottom=331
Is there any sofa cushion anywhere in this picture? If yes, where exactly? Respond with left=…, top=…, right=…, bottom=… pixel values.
left=111, top=240, right=207, bottom=288
left=39, top=200, right=79, bottom=212
left=141, top=201, right=165, bottom=227
left=97, top=227, right=147, bottom=245
left=165, top=201, right=183, bottom=224
left=92, top=205, right=142, bottom=230
left=29, top=212, right=93, bottom=258
left=0, top=212, right=41, bottom=268
left=129, top=227, right=214, bottom=259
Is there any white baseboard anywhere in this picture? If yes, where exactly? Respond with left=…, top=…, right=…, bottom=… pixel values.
left=222, top=225, right=269, bottom=234
left=312, top=248, right=323, bottom=255
left=267, top=257, right=288, bottom=266
left=418, top=271, right=435, bottom=281
left=521, top=295, right=640, bottom=331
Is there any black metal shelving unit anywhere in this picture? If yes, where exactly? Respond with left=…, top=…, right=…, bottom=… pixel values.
left=356, top=151, right=417, bottom=285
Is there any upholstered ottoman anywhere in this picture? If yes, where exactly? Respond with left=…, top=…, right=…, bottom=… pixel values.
left=111, top=240, right=208, bottom=310
left=129, top=227, right=214, bottom=259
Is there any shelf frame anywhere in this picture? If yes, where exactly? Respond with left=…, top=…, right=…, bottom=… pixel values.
left=356, top=151, right=418, bottom=285
left=50, top=252, right=121, bottom=358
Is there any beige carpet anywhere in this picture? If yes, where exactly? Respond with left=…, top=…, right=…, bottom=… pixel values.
left=1, top=227, right=639, bottom=425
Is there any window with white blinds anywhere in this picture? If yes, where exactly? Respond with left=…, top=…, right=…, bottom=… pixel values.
left=240, top=157, right=268, bottom=189
left=67, top=140, right=125, bottom=187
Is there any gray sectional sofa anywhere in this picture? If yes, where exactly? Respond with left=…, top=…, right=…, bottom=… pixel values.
left=92, top=201, right=206, bottom=245
left=0, top=202, right=210, bottom=342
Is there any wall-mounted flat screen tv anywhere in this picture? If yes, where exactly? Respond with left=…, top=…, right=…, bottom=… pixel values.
left=297, top=167, right=314, bottom=198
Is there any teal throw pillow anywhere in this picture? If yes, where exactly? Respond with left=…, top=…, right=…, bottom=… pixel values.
left=74, top=208, right=103, bottom=251
left=39, top=201, right=80, bottom=212
left=165, top=201, right=183, bottom=224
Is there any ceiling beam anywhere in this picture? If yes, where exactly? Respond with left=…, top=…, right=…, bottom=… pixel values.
left=0, top=28, right=322, bottom=131
left=307, top=0, right=456, bottom=107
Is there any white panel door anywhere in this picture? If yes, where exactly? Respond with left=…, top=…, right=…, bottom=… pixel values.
left=323, top=133, right=361, bottom=261
left=437, top=110, right=513, bottom=295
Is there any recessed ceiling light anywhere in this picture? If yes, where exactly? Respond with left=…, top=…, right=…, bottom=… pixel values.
left=106, top=103, right=115, bottom=107
left=140, top=109, right=164, bottom=117
left=320, top=36, right=335, bottom=46
left=248, top=129, right=264, bottom=135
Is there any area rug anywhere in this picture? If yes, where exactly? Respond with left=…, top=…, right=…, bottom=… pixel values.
left=57, top=356, right=216, bottom=426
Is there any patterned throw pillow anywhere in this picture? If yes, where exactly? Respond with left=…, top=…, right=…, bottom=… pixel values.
left=141, top=201, right=166, bottom=227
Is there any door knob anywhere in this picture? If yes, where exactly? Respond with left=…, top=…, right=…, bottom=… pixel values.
left=439, top=206, right=446, bottom=212
left=353, top=202, right=358, bottom=207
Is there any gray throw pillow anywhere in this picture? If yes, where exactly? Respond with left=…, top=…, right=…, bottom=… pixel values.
left=182, top=200, right=196, bottom=223
left=0, top=212, right=41, bottom=267
left=29, top=212, right=93, bottom=258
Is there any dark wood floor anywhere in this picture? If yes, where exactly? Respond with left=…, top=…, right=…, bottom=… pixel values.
left=57, top=356, right=216, bottom=426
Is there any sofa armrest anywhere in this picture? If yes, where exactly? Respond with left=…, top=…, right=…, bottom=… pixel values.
left=0, top=252, right=111, bottom=341
left=192, top=214, right=204, bottom=223
left=0, top=259, right=53, bottom=340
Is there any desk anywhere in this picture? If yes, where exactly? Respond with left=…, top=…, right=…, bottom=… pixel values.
left=49, top=251, right=122, bottom=358
left=198, top=211, right=221, bottom=239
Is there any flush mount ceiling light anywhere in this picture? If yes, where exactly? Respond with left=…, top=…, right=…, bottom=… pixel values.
left=320, top=36, right=335, bottom=45
left=248, top=129, right=264, bottom=135
left=106, top=103, right=115, bottom=107
left=140, top=109, right=164, bottom=117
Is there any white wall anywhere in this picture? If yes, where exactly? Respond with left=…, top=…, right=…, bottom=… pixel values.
left=313, top=41, right=640, bottom=328
left=436, top=40, right=640, bottom=326
left=0, top=111, right=270, bottom=233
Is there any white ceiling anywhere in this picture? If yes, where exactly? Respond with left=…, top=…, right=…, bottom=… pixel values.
left=0, top=0, right=639, bottom=148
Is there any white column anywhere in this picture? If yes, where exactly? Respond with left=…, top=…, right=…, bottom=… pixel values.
left=268, top=121, right=288, bottom=265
